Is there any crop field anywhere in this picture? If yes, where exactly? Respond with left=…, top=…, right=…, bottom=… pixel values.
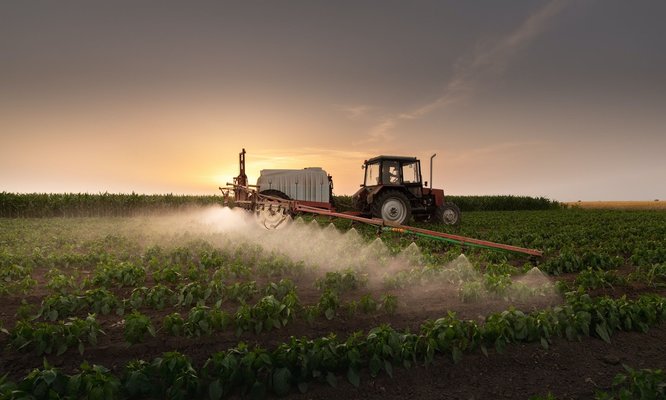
left=1, top=205, right=666, bottom=399
left=565, top=201, right=666, bottom=210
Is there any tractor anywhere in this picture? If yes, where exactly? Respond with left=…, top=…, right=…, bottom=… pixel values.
left=221, top=149, right=459, bottom=226
left=352, top=155, right=460, bottom=225
left=220, top=149, right=541, bottom=257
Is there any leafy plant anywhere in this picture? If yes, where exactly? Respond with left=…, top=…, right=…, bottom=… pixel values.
left=163, top=312, right=185, bottom=336
left=184, top=306, right=229, bottom=337
left=221, top=281, right=258, bottom=305
left=358, top=294, right=378, bottom=314
left=84, top=288, right=123, bottom=315
left=15, top=360, right=69, bottom=400
left=152, top=352, right=199, bottom=400
left=459, top=281, right=485, bottom=303
left=11, top=314, right=103, bottom=356
left=628, top=263, right=666, bottom=288
left=124, top=310, right=156, bottom=345
left=176, top=282, right=212, bottom=307
left=575, top=268, right=627, bottom=290
left=235, top=294, right=298, bottom=336
left=152, top=264, right=182, bottom=284
left=317, top=290, right=340, bottom=321
left=92, top=260, right=145, bottom=288
left=67, top=362, right=121, bottom=400
left=596, top=364, right=666, bottom=400
left=315, top=269, right=367, bottom=293
left=380, top=294, right=398, bottom=314
left=46, top=268, right=80, bottom=294
left=39, top=293, right=84, bottom=321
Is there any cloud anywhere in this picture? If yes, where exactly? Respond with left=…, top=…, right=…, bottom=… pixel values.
left=335, top=104, right=373, bottom=120
left=445, top=141, right=550, bottom=164
left=366, top=0, right=570, bottom=140
left=252, top=147, right=372, bottom=163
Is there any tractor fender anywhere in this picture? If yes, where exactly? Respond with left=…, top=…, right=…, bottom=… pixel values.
left=365, top=186, right=384, bottom=204
left=423, top=188, right=445, bottom=207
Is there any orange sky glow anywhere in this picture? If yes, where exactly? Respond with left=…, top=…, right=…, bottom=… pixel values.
left=1, top=1, right=665, bottom=201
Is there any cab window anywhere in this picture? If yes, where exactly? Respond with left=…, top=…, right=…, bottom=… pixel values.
left=401, top=161, right=420, bottom=184
left=382, top=161, right=400, bottom=184
left=365, top=162, right=380, bottom=185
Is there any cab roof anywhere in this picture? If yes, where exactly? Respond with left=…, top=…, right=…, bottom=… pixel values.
left=365, top=155, right=419, bottom=164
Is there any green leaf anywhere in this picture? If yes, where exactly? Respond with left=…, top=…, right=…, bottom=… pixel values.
left=326, top=372, right=337, bottom=388
left=250, top=380, right=266, bottom=400
left=451, top=346, right=463, bottom=364
left=384, top=359, right=393, bottom=378
left=272, top=367, right=291, bottom=396
left=540, top=337, right=549, bottom=350
left=324, top=308, right=335, bottom=320
left=43, top=369, right=57, bottom=385
left=90, top=386, right=103, bottom=400
left=369, top=355, right=382, bottom=377
left=612, top=372, right=628, bottom=387
left=347, top=367, right=360, bottom=387
left=595, top=323, right=611, bottom=344
left=208, top=379, right=223, bottom=400
left=297, top=382, right=308, bottom=393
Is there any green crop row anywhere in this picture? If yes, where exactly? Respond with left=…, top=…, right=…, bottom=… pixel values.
left=9, top=315, right=102, bottom=356
left=1, top=293, right=664, bottom=399
left=531, top=365, right=665, bottom=400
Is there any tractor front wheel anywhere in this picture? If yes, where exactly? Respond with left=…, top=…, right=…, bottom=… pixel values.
left=372, top=191, right=412, bottom=225
left=434, top=202, right=461, bottom=225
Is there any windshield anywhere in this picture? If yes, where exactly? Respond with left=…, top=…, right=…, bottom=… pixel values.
left=401, top=161, right=420, bottom=184
left=365, top=162, right=380, bottom=185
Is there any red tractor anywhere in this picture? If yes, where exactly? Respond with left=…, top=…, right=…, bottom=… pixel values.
left=223, top=149, right=460, bottom=226
left=220, top=150, right=546, bottom=257
left=352, top=155, right=460, bottom=225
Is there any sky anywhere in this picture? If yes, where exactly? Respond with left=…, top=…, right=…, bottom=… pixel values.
left=1, top=0, right=665, bottom=201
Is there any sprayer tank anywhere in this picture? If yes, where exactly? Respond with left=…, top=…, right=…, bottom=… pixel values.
left=257, top=168, right=330, bottom=203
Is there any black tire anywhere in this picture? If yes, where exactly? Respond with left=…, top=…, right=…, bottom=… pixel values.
left=259, top=190, right=290, bottom=200
left=371, top=190, right=412, bottom=225
left=434, top=202, right=461, bottom=225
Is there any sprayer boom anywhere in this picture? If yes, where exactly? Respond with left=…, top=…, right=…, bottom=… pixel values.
left=219, top=183, right=543, bottom=257
left=295, top=204, right=543, bottom=257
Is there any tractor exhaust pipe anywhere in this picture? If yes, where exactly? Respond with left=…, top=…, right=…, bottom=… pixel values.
left=429, top=153, right=436, bottom=189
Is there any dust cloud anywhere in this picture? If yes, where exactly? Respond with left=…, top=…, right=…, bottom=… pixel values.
left=110, top=205, right=559, bottom=304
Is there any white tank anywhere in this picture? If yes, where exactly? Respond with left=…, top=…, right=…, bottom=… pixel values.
left=257, top=167, right=330, bottom=203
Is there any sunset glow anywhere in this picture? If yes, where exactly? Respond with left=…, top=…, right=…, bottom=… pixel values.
left=1, top=1, right=664, bottom=200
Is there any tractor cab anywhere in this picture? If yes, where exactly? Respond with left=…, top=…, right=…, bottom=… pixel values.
left=363, top=156, right=424, bottom=199
left=353, top=154, right=460, bottom=225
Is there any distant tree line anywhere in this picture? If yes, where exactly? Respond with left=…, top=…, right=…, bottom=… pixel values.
left=334, top=194, right=562, bottom=213
left=0, top=192, right=562, bottom=218
left=0, top=192, right=221, bottom=218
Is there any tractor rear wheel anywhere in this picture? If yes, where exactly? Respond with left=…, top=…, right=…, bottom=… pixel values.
left=372, top=191, right=412, bottom=225
left=434, top=202, right=461, bottom=225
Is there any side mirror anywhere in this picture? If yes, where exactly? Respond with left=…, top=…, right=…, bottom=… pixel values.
left=361, top=164, right=365, bottom=169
